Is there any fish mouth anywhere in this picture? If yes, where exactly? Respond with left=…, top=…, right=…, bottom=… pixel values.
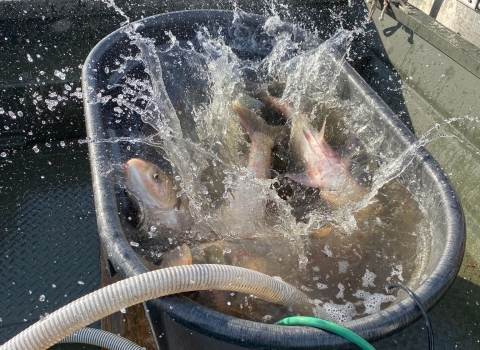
left=125, top=159, right=156, bottom=207
left=125, top=159, right=145, bottom=185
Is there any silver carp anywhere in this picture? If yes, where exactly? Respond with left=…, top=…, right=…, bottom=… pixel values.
left=124, top=158, right=193, bottom=240
left=262, top=93, right=368, bottom=208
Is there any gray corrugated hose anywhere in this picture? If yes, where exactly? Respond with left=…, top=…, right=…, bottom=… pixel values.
left=1, top=264, right=311, bottom=350
left=60, top=327, right=145, bottom=350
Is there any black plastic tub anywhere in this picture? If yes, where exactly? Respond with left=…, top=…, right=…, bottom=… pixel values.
left=82, top=10, right=465, bottom=349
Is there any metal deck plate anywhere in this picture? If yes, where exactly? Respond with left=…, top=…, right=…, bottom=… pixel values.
left=0, top=142, right=100, bottom=348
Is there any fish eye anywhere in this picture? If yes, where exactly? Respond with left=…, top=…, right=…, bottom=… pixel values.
left=153, top=173, right=159, bottom=180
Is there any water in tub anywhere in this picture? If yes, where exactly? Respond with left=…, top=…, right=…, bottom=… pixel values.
left=110, top=13, right=429, bottom=323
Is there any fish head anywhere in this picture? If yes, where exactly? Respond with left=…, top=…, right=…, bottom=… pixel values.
left=124, top=158, right=179, bottom=211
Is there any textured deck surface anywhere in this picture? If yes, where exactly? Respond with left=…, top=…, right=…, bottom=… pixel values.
left=0, top=142, right=100, bottom=349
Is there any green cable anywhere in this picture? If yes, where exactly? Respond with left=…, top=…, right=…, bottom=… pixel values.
left=275, top=316, right=376, bottom=350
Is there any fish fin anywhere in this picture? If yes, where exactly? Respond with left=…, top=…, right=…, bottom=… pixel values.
left=160, top=243, right=193, bottom=268
left=233, top=101, right=288, bottom=145
left=269, top=169, right=280, bottom=179
left=256, top=91, right=292, bottom=119
left=316, top=118, right=327, bottom=142
left=309, top=225, right=334, bottom=238
left=236, top=92, right=265, bottom=113
left=301, top=118, right=326, bottom=145
left=302, top=126, right=321, bottom=148
left=256, top=90, right=271, bottom=104
left=286, top=172, right=318, bottom=187
left=341, top=157, right=352, bottom=172
left=135, top=201, right=146, bottom=229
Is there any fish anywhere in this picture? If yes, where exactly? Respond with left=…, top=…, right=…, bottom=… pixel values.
left=232, top=101, right=288, bottom=179
left=124, top=158, right=193, bottom=244
left=159, top=243, right=193, bottom=268
left=260, top=92, right=368, bottom=208
left=193, top=100, right=289, bottom=239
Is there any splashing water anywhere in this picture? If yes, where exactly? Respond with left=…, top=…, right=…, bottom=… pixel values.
left=90, top=9, right=436, bottom=322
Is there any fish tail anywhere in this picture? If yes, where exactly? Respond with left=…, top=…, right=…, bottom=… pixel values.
left=233, top=101, right=288, bottom=146
left=256, top=90, right=293, bottom=120
left=257, top=90, right=293, bottom=120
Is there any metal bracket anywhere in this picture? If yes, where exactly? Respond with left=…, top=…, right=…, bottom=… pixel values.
left=457, top=0, right=480, bottom=11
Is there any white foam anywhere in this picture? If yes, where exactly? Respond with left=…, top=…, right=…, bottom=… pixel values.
left=315, top=300, right=357, bottom=323
left=390, top=264, right=404, bottom=282
left=338, top=260, right=349, bottom=274
left=336, top=283, right=345, bottom=299
left=316, top=283, right=328, bottom=290
left=353, top=290, right=396, bottom=315
left=301, top=285, right=314, bottom=292
left=321, top=245, right=333, bottom=257
left=361, top=269, right=377, bottom=287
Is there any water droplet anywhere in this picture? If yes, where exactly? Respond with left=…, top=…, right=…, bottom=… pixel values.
left=26, top=54, right=33, bottom=62
left=120, top=308, right=126, bottom=313
left=54, top=70, right=66, bottom=80
left=130, top=241, right=139, bottom=247
left=39, top=295, right=45, bottom=302
left=45, top=99, right=58, bottom=111
left=60, top=141, right=66, bottom=147
left=32, top=145, right=40, bottom=153
left=78, top=281, right=84, bottom=285
left=0, top=152, right=6, bottom=158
